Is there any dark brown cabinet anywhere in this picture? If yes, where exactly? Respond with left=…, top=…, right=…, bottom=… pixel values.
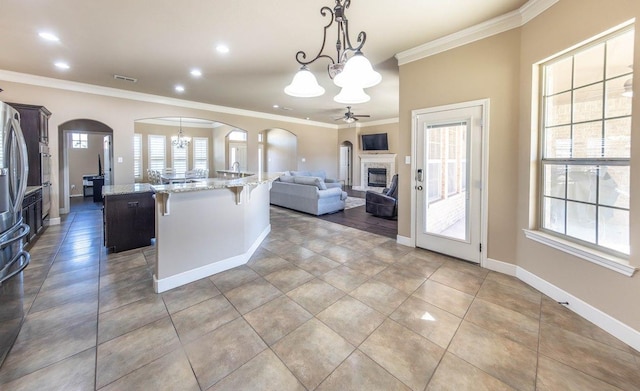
left=22, top=188, right=43, bottom=246
left=103, top=192, right=155, bottom=252
left=7, top=103, right=51, bottom=186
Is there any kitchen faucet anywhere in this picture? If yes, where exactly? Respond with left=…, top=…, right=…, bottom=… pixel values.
left=231, top=161, right=240, bottom=172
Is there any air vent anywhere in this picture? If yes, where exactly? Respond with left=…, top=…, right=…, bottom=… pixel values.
left=281, top=106, right=293, bottom=111
left=113, top=74, right=138, bottom=83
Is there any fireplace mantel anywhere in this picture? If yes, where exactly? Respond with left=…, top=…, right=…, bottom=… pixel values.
left=356, top=153, right=397, bottom=191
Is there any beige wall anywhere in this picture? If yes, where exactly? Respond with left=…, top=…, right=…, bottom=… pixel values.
left=399, top=29, right=522, bottom=264
left=0, top=80, right=338, bottom=219
left=67, top=133, right=104, bottom=196
left=265, top=128, right=298, bottom=172
left=399, top=0, right=640, bottom=331
left=516, top=0, right=640, bottom=329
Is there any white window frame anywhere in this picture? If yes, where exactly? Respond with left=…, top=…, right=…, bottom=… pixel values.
left=192, top=137, right=208, bottom=170
left=72, top=133, right=88, bottom=149
left=148, top=134, right=166, bottom=171
left=171, top=144, right=188, bottom=174
left=525, top=25, right=636, bottom=276
left=133, top=133, right=142, bottom=179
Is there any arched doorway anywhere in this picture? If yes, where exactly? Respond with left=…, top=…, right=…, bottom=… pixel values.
left=58, top=119, right=114, bottom=214
left=339, top=141, right=353, bottom=186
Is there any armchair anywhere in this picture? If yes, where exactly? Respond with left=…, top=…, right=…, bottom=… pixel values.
left=365, top=174, right=398, bottom=218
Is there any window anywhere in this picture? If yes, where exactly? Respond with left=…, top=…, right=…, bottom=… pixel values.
left=228, top=130, right=247, bottom=141
left=426, top=123, right=467, bottom=202
left=172, top=144, right=188, bottom=174
left=540, top=28, right=633, bottom=257
left=133, top=133, right=142, bottom=179
left=148, top=135, right=166, bottom=171
left=427, top=128, right=442, bottom=202
left=192, top=137, right=208, bottom=170
left=72, top=133, right=88, bottom=148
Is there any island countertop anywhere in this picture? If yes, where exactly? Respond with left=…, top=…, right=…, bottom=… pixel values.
left=102, top=183, right=153, bottom=196
left=151, top=172, right=281, bottom=194
left=25, top=185, right=43, bottom=196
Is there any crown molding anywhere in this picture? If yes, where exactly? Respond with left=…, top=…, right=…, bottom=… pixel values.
left=337, top=117, right=399, bottom=129
left=395, top=0, right=559, bottom=66
left=0, top=69, right=338, bottom=129
left=357, top=117, right=400, bottom=128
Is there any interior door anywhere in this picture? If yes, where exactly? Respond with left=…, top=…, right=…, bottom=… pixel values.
left=415, top=104, right=483, bottom=263
left=229, top=142, right=247, bottom=171
left=103, top=135, right=112, bottom=185
left=339, top=145, right=351, bottom=185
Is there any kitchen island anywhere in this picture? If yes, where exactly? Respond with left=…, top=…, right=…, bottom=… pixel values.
left=102, top=183, right=155, bottom=253
left=151, top=172, right=280, bottom=293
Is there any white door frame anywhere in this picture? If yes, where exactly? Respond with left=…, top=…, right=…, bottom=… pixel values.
left=410, top=99, right=490, bottom=267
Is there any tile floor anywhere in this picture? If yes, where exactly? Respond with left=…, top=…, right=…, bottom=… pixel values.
left=1, top=206, right=639, bottom=390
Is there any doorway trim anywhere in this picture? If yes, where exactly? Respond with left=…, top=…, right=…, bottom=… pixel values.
left=410, top=99, right=490, bottom=267
left=58, top=119, right=114, bottom=214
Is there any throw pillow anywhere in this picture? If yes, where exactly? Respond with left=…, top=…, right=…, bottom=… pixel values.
left=293, top=176, right=327, bottom=190
left=290, top=170, right=310, bottom=177
left=279, top=175, right=295, bottom=183
left=309, top=170, right=327, bottom=180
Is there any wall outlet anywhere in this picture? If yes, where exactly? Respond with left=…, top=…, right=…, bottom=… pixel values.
left=71, top=184, right=76, bottom=189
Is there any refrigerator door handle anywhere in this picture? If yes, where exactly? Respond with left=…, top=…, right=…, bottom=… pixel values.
left=0, top=223, right=29, bottom=250
left=0, top=250, right=30, bottom=285
left=8, top=115, right=28, bottom=215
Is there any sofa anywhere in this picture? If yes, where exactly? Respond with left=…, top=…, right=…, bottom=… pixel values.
left=270, top=170, right=347, bottom=215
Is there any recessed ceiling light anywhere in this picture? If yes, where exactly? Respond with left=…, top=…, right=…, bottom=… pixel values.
left=175, top=85, right=185, bottom=93
left=38, top=32, right=59, bottom=42
left=273, top=104, right=279, bottom=109
left=216, top=44, right=230, bottom=54
left=306, top=117, right=310, bottom=120
left=190, top=69, right=202, bottom=77
left=54, top=61, right=70, bottom=70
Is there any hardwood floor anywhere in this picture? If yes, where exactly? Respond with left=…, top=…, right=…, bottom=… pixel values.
left=326, top=186, right=398, bottom=239
left=316, top=205, right=397, bottom=239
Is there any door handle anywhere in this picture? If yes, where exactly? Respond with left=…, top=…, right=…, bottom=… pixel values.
left=7, top=117, right=29, bottom=215
left=0, top=250, right=30, bottom=285
left=415, top=168, right=423, bottom=182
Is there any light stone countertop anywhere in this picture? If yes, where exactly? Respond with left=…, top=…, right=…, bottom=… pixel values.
left=25, top=185, right=43, bottom=196
left=151, top=172, right=281, bottom=195
left=102, top=183, right=153, bottom=197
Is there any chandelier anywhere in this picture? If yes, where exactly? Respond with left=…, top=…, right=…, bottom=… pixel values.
left=284, top=0, right=381, bottom=104
left=171, top=118, right=191, bottom=149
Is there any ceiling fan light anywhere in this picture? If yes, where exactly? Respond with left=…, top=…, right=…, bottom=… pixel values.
left=622, top=77, right=633, bottom=98
left=284, top=67, right=326, bottom=97
left=334, top=52, right=382, bottom=89
left=334, top=85, right=370, bottom=104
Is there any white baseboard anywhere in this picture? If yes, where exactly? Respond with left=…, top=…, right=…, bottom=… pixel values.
left=396, top=235, right=413, bottom=247
left=484, top=257, right=518, bottom=276
left=484, top=258, right=640, bottom=352
left=47, top=217, right=61, bottom=226
left=153, top=224, right=270, bottom=293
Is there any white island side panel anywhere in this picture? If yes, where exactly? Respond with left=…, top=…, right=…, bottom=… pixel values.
left=154, top=182, right=271, bottom=292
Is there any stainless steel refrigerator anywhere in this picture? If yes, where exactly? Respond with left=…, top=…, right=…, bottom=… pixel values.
left=0, top=102, right=31, bottom=367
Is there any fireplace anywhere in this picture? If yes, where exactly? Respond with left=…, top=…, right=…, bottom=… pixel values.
left=368, top=168, right=387, bottom=187
left=357, top=153, right=396, bottom=191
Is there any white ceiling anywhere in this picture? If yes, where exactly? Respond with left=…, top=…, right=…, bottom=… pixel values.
left=0, top=0, right=528, bottom=124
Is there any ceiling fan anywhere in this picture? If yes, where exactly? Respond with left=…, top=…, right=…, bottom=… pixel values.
left=334, top=106, right=370, bottom=123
